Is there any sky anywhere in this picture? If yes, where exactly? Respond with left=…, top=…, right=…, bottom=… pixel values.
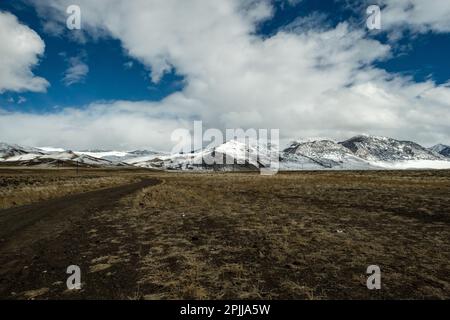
left=0, top=0, right=449, bottom=150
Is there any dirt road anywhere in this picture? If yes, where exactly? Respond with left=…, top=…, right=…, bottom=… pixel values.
left=0, top=178, right=160, bottom=299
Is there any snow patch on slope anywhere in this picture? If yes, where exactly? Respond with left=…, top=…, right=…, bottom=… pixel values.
left=373, top=160, right=450, bottom=170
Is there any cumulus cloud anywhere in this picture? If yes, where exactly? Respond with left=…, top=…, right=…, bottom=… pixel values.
left=1, top=0, right=450, bottom=149
left=0, top=101, right=191, bottom=150
left=380, top=0, right=450, bottom=34
left=62, top=55, right=89, bottom=86
left=0, top=11, right=49, bottom=93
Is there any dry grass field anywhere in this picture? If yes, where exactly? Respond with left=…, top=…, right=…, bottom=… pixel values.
left=0, top=168, right=449, bottom=299
left=123, top=171, right=450, bottom=299
left=0, top=168, right=141, bottom=209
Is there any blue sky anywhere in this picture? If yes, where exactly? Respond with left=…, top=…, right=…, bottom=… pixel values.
left=1, top=0, right=449, bottom=112
left=0, top=0, right=185, bottom=112
left=0, top=0, right=449, bottom=149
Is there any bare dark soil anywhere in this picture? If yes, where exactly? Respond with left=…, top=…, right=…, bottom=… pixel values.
left=0, top=177, right=160, bottom=299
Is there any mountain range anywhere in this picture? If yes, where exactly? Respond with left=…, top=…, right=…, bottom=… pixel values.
left=1, top=135, right=449, bottom=171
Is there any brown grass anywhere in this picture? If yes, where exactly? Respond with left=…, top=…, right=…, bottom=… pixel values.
left=1, top=169, right=449, bottom=299
left=0, top=169, right=139, bottom=209
left=119, top=171, right=450, bottom=299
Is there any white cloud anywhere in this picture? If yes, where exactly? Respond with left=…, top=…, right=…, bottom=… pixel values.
left=380, top=0, right=450, bottom=34
left=17, top=96, right=27, bottom=104
left=62, top=56, right=89, bottom=86
left=0, top=11, right=49, bottom=93
left=0, top=101, right=190, bottom=150
left=42, top=19, right=64, bottom=36
left=2, top=0, right=449, bottom=149
left=123, top=61, right=134, bottom=70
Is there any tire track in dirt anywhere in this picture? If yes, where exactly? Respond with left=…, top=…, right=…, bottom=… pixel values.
left=0, top=178, right=160, bottom=299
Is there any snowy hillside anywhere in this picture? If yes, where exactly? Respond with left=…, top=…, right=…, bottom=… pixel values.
left=1, top=135, right=450, bottom=170
left=0, top=143, right=118, bottom=167
left=429, top=144, right=450, bottom=158
left=75, top=149, right=162, bottom=164
left=132, top=140, right=278, bottom=171
left=282, top=139, right=378, bottom=169
left=0, top=142, right=44, bottom=160
left=339, top=135, right=443, bottom=162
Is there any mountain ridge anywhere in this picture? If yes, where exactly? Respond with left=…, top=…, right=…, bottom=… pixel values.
left=429, top=144, right=450, bottom=157
left=1, top=135, right=450, bottom=170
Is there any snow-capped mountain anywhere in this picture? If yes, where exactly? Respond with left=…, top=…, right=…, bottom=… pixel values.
left=1, top=135, right=450, bottom=170
left=132, top=140, right=277, bottom=171
left=38, top=151, right=117, bottom=167
left=0, top=143, right=163, bottom=167
left=75, top=149, right=162, bottom=164
left=0, top=143, right=119, bottom=167
left=282, top=139, right=377, bottom=169
left=429, top=144, right=450, bottom=158
left=280, top=136, right=450, bottom=170
left=339, top=135, right=443, bottom=162
left=0, top=142, right=44, bottom=160
left=112, top=136, right=450, bottom=171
